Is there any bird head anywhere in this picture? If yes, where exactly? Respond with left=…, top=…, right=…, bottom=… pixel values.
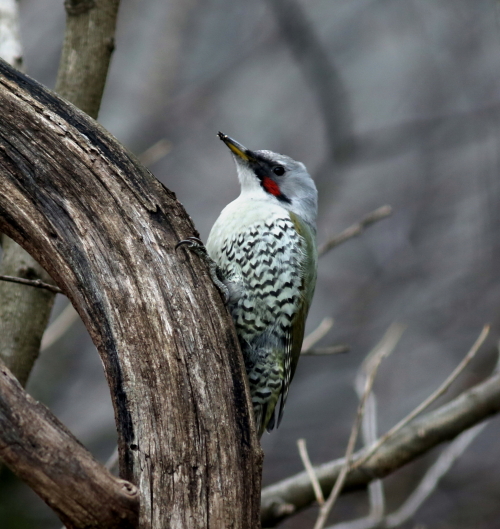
left=218, top=132, right=317, bottom=229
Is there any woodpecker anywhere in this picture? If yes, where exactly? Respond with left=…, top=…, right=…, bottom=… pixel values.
left=179, top=133, right=317, bottom=437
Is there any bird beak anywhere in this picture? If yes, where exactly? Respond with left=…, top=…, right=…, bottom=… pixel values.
left=218, top=132, right=254, bottom=163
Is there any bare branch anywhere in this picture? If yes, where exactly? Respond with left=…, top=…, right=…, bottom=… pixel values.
left=318, top=206, right=393, bottom=257
left=383, top=422, right=488, bottom=528
left=329, top=423, right=488, bottom=529
left=353, top=325, right=489, bottom=470
left=355, top=350, right=385, bottom=523
left=302, top=317, right=334, bottom=351
left=0, top=273, right=63, bottom=294
left=0, top=358, right=138, bottom=528
left=314, top=324, right=405, bottom=529
left=298, top=438, right=325, bottom=506
left=302, top=345, right=350, bottom=356
left=265, top=0, right=352, bottom=162
left=328, top=330, right=492, bottom=529
left=261, top=366, right=500, bottom=527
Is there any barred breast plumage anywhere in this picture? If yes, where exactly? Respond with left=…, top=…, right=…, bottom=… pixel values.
left=207, top=199, right=316, bottom=436
left=206, top=133, right=317, bottom=437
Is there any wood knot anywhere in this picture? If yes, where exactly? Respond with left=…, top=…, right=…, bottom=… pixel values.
left=118, top=479, right=138, bottom=497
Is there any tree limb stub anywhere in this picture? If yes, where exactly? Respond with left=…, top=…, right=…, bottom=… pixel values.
left=0, top=359, right=139, bottom=529
left=261, top=370, right=500, bottom=527
left=0, top=59, right=262, bottom=528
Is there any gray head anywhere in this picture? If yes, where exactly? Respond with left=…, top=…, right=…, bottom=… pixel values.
left=218, top=132, right=317, bottom=229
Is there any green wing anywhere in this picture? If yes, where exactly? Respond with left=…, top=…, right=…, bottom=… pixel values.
left=276, top=212, right=317, bottom=427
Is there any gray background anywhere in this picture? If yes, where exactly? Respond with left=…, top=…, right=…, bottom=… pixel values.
left=1, top=0, right=500, bottom=527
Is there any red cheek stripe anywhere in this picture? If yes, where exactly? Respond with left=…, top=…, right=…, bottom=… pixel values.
left=262, top=176, right=281, bottom=197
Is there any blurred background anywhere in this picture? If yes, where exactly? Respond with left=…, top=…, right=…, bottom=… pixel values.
left=2, top=0, right=500, bottom=527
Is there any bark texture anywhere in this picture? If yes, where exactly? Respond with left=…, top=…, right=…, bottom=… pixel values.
left=0, top=358, right=139, bottom=529
left=0, top=59, right=262, bottom=529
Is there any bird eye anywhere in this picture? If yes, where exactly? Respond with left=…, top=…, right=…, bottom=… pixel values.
left=273, top=166, right=285, bottom=176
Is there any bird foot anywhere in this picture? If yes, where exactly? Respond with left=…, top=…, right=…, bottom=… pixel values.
left=175, top=237, right=230, bottom=303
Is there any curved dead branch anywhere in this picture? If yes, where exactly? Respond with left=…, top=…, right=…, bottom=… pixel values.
left=0, top=59, right=262, bottom=529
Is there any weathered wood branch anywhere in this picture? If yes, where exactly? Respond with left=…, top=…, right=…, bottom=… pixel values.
left=261, top=370, right=500, bottom=527
left=0, top=59, right=262, bottom=528
left=0, top=358, right=139, bottom=529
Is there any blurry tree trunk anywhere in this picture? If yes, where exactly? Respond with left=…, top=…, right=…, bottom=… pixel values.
left=266, top=0, right=351, bottom=162
left=0, top=236, right=55, bottom=386
left=56, top=0, right=120, bottom=118
left=0, top=58, right=262, bottom=528
left=0, top=0, right=57, bottom=387
left=0, top=0, right=119, bottom=387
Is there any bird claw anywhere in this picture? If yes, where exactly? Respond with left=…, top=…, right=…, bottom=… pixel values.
left=175, top=236, right=205, bottom=252
left=175, top=236, right=230, bottom=304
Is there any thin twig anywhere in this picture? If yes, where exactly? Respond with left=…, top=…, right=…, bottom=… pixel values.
left=297, top=439, right=325, bottom=506
left=313, top=324, right=405, bottom=529
left=382, top=347, right=500, bottom=529
left=355, top=356, right=385, bottom=523
left=383, top=344, right=500, bottom=528
left=302, top=345, right=350, bottom=356
left=260, top=368, right=500, bottom=526
left=330, top=379, right=491, bottom=529
left=353, top=325, right=490, bottom=470
left=318, top=206, right=393, bottom=257
left=327, top=423, right=487, bottom=529
left=0, top=274, right=62, bottom=294
left=384, top=421, right=488, bottom=528
left=302, top=317, right=335, bottom=351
